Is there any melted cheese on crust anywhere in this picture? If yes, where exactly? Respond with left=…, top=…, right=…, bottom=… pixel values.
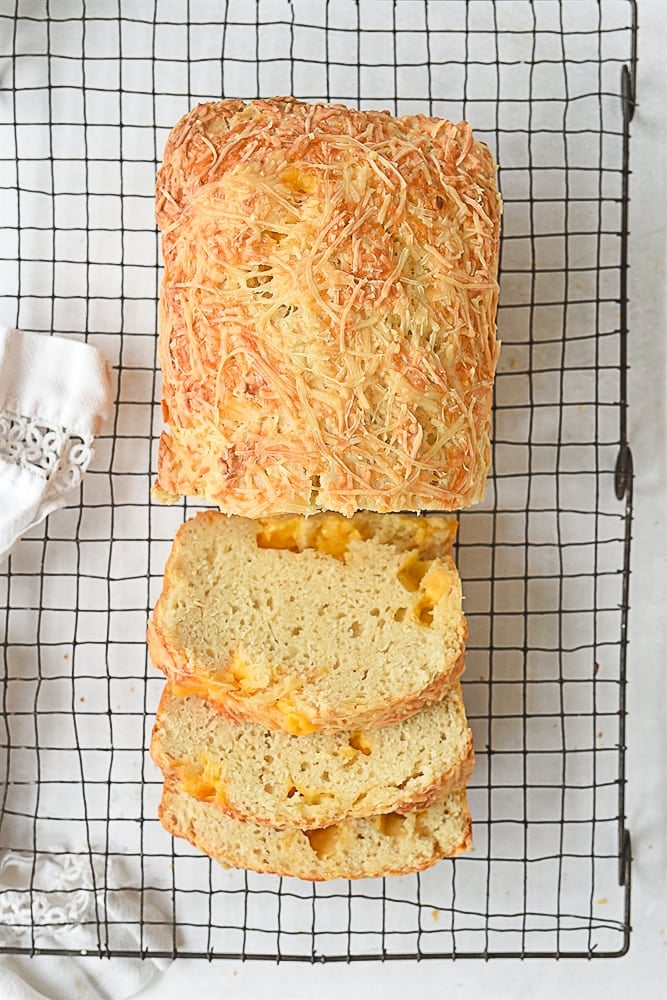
left=155, top=98, right=501, bottom=515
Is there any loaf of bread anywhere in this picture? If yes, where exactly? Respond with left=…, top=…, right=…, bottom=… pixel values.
left=154, top=97, right=501, bottom=517
left=147, top=511, right=466, bottom=734
left=151, top=682, right=473, bottom=829
left=159, top=778, right=472, bottom=880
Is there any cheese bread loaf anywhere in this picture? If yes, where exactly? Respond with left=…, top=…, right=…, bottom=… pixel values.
left=150, top=682, right=473, bottom=829
left=154, top=97, right=501, bottom=516
left=159, top=779, right=472, bottom=881
left=147, top=511, right=466, bottom=734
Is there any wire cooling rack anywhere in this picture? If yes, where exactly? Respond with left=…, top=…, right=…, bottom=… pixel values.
left=0, top=0, right=636, bottom=961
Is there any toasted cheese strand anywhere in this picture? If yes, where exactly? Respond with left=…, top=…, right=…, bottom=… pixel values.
left=155, top=98, right=501, bottom=515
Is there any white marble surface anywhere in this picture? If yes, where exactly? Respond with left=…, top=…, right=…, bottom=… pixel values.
left=132, top=1, right=667, bottom=996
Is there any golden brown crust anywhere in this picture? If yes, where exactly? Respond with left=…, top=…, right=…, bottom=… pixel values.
left=390, top=736, right=474, bottom=814
left=154, top=97, right=501, bottom=516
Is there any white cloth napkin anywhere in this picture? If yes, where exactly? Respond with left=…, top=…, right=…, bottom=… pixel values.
left=0, top=326, right=114, bottom=563
left=0, top=851, right=172, bottom=999
left=0, top=330, right=173, bottom=996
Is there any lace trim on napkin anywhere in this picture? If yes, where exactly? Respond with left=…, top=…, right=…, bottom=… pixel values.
left=0, top=411, right=92, bottom=494
left=0, top=852, right=93, bottom=933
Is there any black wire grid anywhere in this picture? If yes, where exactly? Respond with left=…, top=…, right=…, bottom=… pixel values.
left=0, top=0, right=636, bottom=961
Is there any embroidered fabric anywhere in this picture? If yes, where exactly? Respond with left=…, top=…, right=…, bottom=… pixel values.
left=0, top=411, right=92, bottom=496
left=0, top=850, right=171, bottom=998
left=0, top=852, right=92, bottom=933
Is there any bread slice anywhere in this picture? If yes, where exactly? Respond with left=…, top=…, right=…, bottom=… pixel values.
left=159, top=778, right=472, bottom=881
left=150, top=682, right=473, bottom=830
left=154, top=97, right=501, bottom=517
left=147, top=511, right=466, bottom=734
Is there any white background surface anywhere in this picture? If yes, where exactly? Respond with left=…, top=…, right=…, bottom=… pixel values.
left=2, top=0, right=664, bottom=996
left=133, top=1, right=667, bottom=995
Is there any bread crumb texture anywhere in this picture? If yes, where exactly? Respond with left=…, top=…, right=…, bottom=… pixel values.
left=155, top=97, right=501, bottom=516
left=151, top=681, right=473, bottom=829
left=147, top=511, right=467, bottom=733
left=159, top=779, right=472, bottom=880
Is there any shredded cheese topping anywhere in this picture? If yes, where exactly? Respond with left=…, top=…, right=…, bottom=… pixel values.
left=155, top=98, right=501, bottom=515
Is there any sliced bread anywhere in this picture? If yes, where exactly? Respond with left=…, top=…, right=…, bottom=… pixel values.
left=147, top=510, right=466, bottom=734
left=159, top=778, right=472, bottom=881
left=150, top=682, right=473, bottom=829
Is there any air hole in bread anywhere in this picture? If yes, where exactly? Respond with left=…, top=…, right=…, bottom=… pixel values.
left=274, top=303, right=296, bottom=318
left=413, top=811, right=431, bottom=838
left=349, top=621, right=362, bottom=637
left=286, top=785, right=297, bottom=799
left=305, top=825, right=340, bottom=859
left=394, top=607, right=407, bottom=622
left=264, top=783, right=273, bottom=794
left=415, top=603, right=434, bottom=626
left=348, top=732, right=372, bottom=756
left=376, top=813, right=406, bottom=837
left=246, top=266, right=273, bottom=289
left=370, top=608, right=380, bottom=617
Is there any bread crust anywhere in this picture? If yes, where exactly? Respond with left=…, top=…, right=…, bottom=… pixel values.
left=158, top=779, right=473, bottom=881
left=147, top=510, right=467, bottom=734
left=149, top=683, right=474, bottom=829
left=148, top=630, right=466, bottom=733
left=155, top=746, right=473, bottom=829
left=154, top=97, right=501, bottom=516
